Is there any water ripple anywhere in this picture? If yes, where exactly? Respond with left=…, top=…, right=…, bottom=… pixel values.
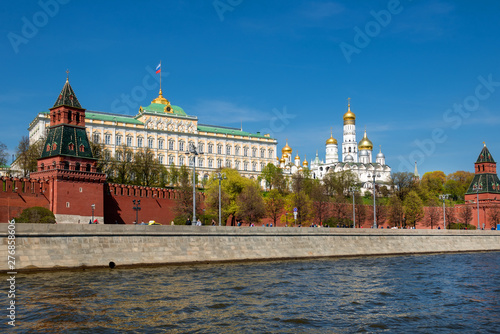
left=9, top=252, right=500, bottom=333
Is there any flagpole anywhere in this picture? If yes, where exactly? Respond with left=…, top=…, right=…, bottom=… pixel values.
left=159, top=60, right=162, bottom=92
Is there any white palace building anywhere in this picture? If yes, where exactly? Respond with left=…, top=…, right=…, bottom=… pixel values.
left=28, top=79, right=278, bottom=182
left=278, top=100, right=391, bottom=190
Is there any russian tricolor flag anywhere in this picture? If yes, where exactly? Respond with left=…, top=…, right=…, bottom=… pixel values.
left=155, top=63, right=161, bottom=74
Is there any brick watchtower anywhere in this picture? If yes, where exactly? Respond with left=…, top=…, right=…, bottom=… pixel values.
left=464, top=143, right=500, bottom=228
left=30, top=76, right=106, bottom=224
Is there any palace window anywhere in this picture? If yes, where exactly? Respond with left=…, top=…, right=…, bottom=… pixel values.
left=208, top=144, right=213, bottom=154
left=217, top=159, right=222, bottom=168
left=235, top=161, right=240, bottom=170
left=226, top=146, right=231, bottom=155
left=260, top=149, right=265, bottom=158
left=252, top=148, right=257, bottom=157
left=137, top=137, right=143, bottom=148
left=159, top=155, right=164, bottom=164
left=244, top=162, right=248, bottom=171
left=198, top=158, right=204, bottom=167
left=179, top=141, right=184, bottom=151
left=226, top=160, right=231, bottom=168
left=198, top=143, right=204, bottom=153
left=179, top=156, right=185, bottom=165
left=217, top=144, right=222, bottom=155
left=126, top=136, right=132, bottom=147
left=105, top=134, right=111, bottom=145
left=126, top=152, right=132, bottom=162
left=116, top=135, right=122, bottom=146
left=169, top=140, right=174, bottom=150
left=148, top=138, right=154, bottom=149
left=93, top=133, right=100, bottom=143
left=268, top=149, right=273, bottom=159
left=208, top=159, right=213, bottom=168
left=168, top=155, right=174, bottom=165
left=252, top=162, right=257, bottom=172
left=243, top=147, right=248, bottom=157
left=158, top=139, right=164, bottom=149
left=235, top=146, right=240, bottom=156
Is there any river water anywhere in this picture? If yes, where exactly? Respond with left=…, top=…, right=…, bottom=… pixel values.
left=6, top=252, right=500, bottom=333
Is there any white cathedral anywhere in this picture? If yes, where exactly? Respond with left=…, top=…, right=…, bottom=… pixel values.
left=278, top=100, right=391, bottom=191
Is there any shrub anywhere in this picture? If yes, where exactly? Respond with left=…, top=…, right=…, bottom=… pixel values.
left=16, top=207, right=56, bottom=224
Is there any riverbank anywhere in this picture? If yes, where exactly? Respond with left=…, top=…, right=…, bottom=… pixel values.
left=1, top=224, right=499, bottom=272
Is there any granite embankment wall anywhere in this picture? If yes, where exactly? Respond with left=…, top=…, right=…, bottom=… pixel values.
left=1, top=224, right=499, bottom=271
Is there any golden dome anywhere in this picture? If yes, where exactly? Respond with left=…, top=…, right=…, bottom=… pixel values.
left=326, top=128, right=337, bottom=145
left=295, top=152, right=300, bottom=160
left=151, top=89, right=170, bottom=106
left=302, top=158, right=308, bottom=166
left=281, top=139, right=292, bottom=155
left=279, top=157, right=286, bottom=163
left=343, top=98, right=356, bottom=125
left=283, top=153, right=289, bottom=159
left=358, top=130, right=373, bottom=150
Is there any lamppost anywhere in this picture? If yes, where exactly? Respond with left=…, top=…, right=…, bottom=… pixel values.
left=367, top=173, right=381, bottom=228
left=186, top=143, right=202, bottom=223
left=439, top=194, right=450, bottom=229
left=91, top=204, right=95, bottom=223
left=473, top=183, right=483, bottom=230
left=349, top=186, right=358, bottom=228
left=214, top=172, right=227, bottom=226
left=132, top=199, right=141, bottom=224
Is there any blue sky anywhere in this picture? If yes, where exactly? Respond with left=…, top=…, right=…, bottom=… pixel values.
left=2, top=0, right=500, bottom=175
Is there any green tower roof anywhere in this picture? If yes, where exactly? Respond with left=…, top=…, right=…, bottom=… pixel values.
left=40, top=125, right=95, bottom=159
left=476, top=145, right=495, bottom=163
left=53, top=78, right=83, bottom=109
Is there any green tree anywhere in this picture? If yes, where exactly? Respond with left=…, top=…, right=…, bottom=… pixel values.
left=16, top=206, right=55, bottom=224
left=310, top=180, right=331, bottom=225
left=391, top=172, right=417, bottom=201
left=107, top=144, right=134, bottom=184
left=0, top=141, right=8, bottom=166
left=236, top=182, right=266, bottom=224
left=205, top=168, right=250, bottom=226
left=265, top=189, right=285, bottom=226
left=173, top=165, right=203, bottom=221
left=388, top=196, right=404, bottom=228
left=259, top=163, right=287, bottom=193
left=323, top=170, right=358, bottom=197
left=403, top=190, right=424, bottom=228
left=288, top=170, right=314, bottom=225
left=133, top=147, right=162, bottom=187
left=15, top=136, right=43, bottom=176
left=445, top=171, right=474, bottom=201
left=421, top=171, right=446, bottom=195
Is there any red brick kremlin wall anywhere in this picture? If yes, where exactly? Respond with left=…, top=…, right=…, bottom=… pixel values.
left=0, top=176, right=494, bottom=228
left=0, top=177, right=50, bottom=222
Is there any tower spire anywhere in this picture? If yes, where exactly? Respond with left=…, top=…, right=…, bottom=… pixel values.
left=414, top=161, right=420, bottom=180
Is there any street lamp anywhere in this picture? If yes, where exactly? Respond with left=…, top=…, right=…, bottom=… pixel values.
left=473, top=183, right=483, bottom=230
left=367, top=173, right=381, bottom=228
left=349, top=186, right=358, bottom=228
left=132, top=199, right=141, bottom=224
left=439, top=194, right=450, bottom=229
left=214, top=172, right=227, bottom=226
left=186, top=143, right=202, bottom=223
left=91, top=204, right=95, bottom=223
